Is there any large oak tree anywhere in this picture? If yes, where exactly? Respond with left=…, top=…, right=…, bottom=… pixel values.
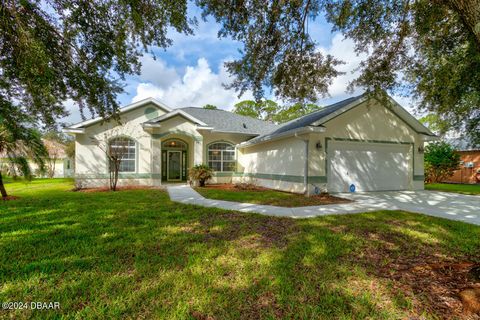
left=198, top=0, right=480, bottom=144
left=1, top=0, right=479, bottom=145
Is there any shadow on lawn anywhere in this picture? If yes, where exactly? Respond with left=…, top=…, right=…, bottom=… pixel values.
left=1, top=188, right=479, bottom=319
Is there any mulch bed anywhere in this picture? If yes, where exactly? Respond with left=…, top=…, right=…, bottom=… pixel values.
left=202, top=183, right=269, bottom=191
left=75, top=186, right=161, bottom=193
left=201, top=184, right=351, bottom=206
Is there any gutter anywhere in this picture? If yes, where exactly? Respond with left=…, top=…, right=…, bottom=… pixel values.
left=196, top=128, right=259, bottom=136
left=294, top=132, right=310, bottom=195
left=237, top=125, right=325, bottom=149
left=63, top=128, right=85, bottom=134
left=419, top=134, right=440, bottom=141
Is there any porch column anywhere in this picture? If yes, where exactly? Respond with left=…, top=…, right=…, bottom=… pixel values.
left=151, top=137, right=162, bottom=186
left=193, top=139, right=203, bottom=165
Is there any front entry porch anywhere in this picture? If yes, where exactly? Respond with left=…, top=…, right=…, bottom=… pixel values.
left=161, top=139, right=188, bottom=182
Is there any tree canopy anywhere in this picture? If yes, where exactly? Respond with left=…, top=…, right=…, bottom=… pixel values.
left=2, top=0, right=480, bottom=145
left=198, top=0, right=480, bottom=144
left=0, top=0, right=194, bottom=131
left=233, top=100, right=322, bottom=123
left=202, top=104, right=218, bottom=110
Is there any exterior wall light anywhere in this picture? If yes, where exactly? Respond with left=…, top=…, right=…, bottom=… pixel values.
left=316, top=142, right=322, bottom=150
left=418, top=146, right=424, bottom=154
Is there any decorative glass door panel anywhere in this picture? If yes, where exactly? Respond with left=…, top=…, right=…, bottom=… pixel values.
left=167, top=151, right=182, bottom=181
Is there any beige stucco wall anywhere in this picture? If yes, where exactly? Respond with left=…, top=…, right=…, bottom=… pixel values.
left=75, top=103, right=167, bottom=187
left=73, top=99, right=425, bottom=192
left=318, top=100, right=425, bottom=191
left=238, top=100, right=426, bottom=194
left=74, top=110, right=255, bottom=187
left=201, top=132, right=254, bottom=184
left=236, top=136, right=307, bottom=193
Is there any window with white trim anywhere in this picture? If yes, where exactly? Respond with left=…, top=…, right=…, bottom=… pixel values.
left=208, top=142, right=236, bottom=172
left=109, top=137, right=136, bottom=172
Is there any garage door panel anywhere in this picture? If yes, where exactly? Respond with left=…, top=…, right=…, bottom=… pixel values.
left=327, top=141, right=411, bottom=192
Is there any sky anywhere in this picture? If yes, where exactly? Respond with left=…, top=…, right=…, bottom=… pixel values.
left=63, top=5, right=414, bottom=125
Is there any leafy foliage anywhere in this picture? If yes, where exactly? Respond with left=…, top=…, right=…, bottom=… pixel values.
left=0, top=0, right=194, bottom=132
left=2, top=0, right=480, bottom=147
left=233, top=99, right=322, bottom=123
left=202, top=104, right=218, bottom=109
left=233, top=100, right=279, bottom=122
left=273, top=102, right=323, bottom=123
left=424, top=141, right=461, bottom=183
left=198, top=0, right=480, bottom=145
left=197, top=0, right=343, bottom=102
left=419, top=114, right=451, bottom=136
left=188, top=164, right=213, bottom=187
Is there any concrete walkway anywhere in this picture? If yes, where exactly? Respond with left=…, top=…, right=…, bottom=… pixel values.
left=167, top=185, right=480, bottom=225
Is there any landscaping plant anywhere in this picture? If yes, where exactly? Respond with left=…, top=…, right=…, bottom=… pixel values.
left=424, top=141, right=461, bottom=183
left=189, top=164, right=213, bottom=187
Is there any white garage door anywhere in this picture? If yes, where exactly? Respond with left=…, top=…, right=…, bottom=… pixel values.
left=327, top=141, right=411, bottom=192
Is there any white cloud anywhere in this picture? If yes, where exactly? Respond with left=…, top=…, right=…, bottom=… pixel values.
left=132, top=57, right=254, bottom=110
left=139, top=55, right=180, bottom=89
left=319, top=34, right=366, bottom=98
left=60, top=99, right=83, bottom=125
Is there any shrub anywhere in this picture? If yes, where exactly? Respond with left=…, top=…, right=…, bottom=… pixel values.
left=189, top=164, right=213, bottom=187
left=234, top=182, right=259, bottom=191
left=424, top=141, right=461, bottom=183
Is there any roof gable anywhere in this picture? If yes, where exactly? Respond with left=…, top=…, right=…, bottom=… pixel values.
left=146, top=107, right=279, bottom=136
left=68, top=98, right=172, bottom=129
left=147, top=109, right=208, bottom=126
left=242, top=93, right=435, bottom=147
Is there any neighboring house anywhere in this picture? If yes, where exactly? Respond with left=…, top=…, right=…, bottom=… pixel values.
left=40, top=139, right=74, bottom=178
left=0, top=139, right=74, bottom=178
left=443, top=149, right=480, bottom=184
left=64, top=93, right=436, bottom=194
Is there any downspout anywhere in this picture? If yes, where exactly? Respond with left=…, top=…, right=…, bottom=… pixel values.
left=294, top=132, right=309, bottom=195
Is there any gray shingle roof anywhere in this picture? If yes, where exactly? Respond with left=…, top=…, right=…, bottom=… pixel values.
left=245, top=94, right=365, bottom=144
left=148, top=107, right=279, bottom=135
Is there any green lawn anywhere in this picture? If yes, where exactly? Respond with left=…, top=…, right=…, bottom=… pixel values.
left=426, top=183, right=480, bottom=195
left=1, top=179, right=479, bottom=319
left=195, top=186, right=350, bottom=207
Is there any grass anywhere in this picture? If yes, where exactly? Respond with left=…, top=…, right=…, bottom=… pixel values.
left=425, top=183, right=480, bottom=195
left=1, top=179, right=479, bottom=319
left=195, top=185, right=349, bottom=207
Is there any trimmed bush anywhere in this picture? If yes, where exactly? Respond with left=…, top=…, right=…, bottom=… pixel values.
left=189, top=164, right=213, bottom=187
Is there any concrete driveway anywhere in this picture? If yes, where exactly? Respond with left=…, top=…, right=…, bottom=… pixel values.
left=337, top=191, right=480, bottom=225
left=168, top=186, right=480, bottom=225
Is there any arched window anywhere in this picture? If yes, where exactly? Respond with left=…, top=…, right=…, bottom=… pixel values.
left=162, top=139, right=187, bottom=150
left=208, top=142, right=236, bottom=172
left=109, top=137, right=136, bottom=172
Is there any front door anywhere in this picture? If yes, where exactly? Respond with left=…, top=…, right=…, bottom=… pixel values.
left=167, top=151, right=182, bottom=181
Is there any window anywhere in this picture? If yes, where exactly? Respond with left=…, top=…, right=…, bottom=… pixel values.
left=162, top=139, right=187, bottom=150
left=109, top=137, right=136, bottom=172
left=208, top=142, right=236, bottom=172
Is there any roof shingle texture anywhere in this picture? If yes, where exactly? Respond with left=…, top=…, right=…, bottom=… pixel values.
left=178, top=107, right=279, bottom=135
left=245, top=95, right=365, bottom=144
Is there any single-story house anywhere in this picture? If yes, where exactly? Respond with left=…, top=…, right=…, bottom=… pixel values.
left=0, top=139, right=74, bottom=178
left=64, top=93, right=437, bottom=194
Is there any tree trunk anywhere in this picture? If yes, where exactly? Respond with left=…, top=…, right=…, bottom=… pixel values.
left=49, top=157, right=57, bottom=178
left=0, top=172, right=8, bottom=199
left=446, top=0, right=480, bottom=48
